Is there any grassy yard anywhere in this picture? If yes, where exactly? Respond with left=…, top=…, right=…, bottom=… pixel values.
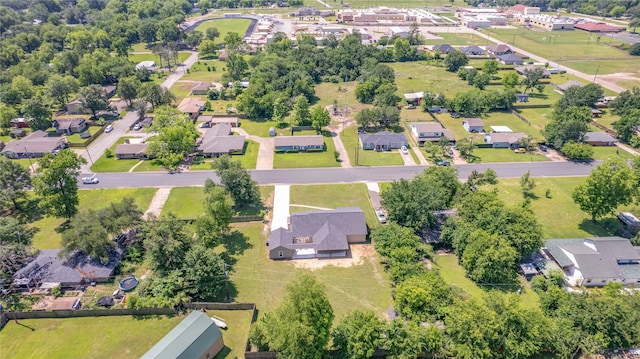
left=435, top=110, right=544, bottom=142
left=194, top=18, right=252, bottom=42
left=64, top=130, right=97, bottom=145
left=314, top=81, right=369, bottom=114
left=132, top=159, right=165, bottom=172
left=273, top=137, right=340, bottom=169
left=423, top=31, right=494, bottom=45
left=290, top=183, right=379, bottom=228
left=344, top=0, right=466, bottom=9
left=30, top=188, right=157, bottom=249
left=390, top=62, right=474, bottom=98
left=229, top=222, right=393, bottom=320
left=190, top=140, right=260, bottom=170
left=436, top=254, right=540, bottom=309
left=340, top=127, right=405, bottom=166
left=495, top=177, right=625, bottom=239
left=591, top=146, right=636, bottom=160
left=181, top=60, right=226, bottom=82
left=128, top=52, right=191, bottom=66
left=209, top=309, right=253, bottom=359
left=471, top=148, right=550, bottom=163
left=483, top=28, right=635, bottom=75
left=162, top=186, right=274, bottom=219
left=91, top=137, right=140, bottom=173
left=0, top=315, right=185, bottom=359
left=239, top=118, right=281, bottom=137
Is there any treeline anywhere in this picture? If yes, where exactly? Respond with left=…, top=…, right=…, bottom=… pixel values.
left=462, top=0, right=640, bottom=19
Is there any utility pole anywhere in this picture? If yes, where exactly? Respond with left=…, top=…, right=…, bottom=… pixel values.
left=593, top=64, right=600, bottom=83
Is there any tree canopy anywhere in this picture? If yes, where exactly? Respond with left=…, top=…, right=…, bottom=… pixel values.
left=33, top=149, right=86, bottom=219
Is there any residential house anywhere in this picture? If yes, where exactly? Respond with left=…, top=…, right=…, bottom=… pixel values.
left=515, top=65, right=550, bottom=78
left=462, top=118, right=484, bottom=133
left=102, top=85, right=117, bottom=99
left=557, top=80, right=584, bottom=92
left=432, top=44, right=456, bottom=54
left=196, top=124, right=246, bottom=157
left=10, top=129, right=26, bottom=138
left=141, top=311, right=225, bottom=359
left=498, top=53, right=524, bottom=65
left=591, top=109, right=602, bottom=118
left=268, top=207, right=367, bottom=259
left=403, top=92, right=425, bottom=105
left=66, top=99, right=87, bottom=114
left=191, top=81, right=212, bottom=96
left=1, top=130, right=66, bottom=159
left=274, top=135, right=325, bottom=152
left=460, top=45, right=485, bottom=56
left=197, top=115, right=240, bottom=127
left=583, top=131, right=617, bottom=146
left=410, top=122, right=455, bottom=145
left=135, top=61, right=156, bottom=71
left=10, top=117, right=31, bottom=128
left=178, top=98, right=205, bottom=119
left=544, top=237, right=640, bottom=287
left=54, top=118, right=87, bottom=135
left=484, top=132, right=527, bottom=148
left=517, top=93, right=529, bottom=102
left=115, top=143, right=150, bottom=159
left=486, top=44, right=513, bottom=56
left=12, top=248, right=123, bottom=288
left=359, top=131, right=409, bottom=151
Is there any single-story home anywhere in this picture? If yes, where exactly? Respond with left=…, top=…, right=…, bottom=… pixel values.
left=141, top=311, right=225, bottom=359
left=102, top=85, right=117, bottom=99
left=135, top=61, right=156, bottom=72
left=197, top=115, right=240, bottom=127
left=1, top=130, right=67, bottom=159
left=359, top=131, right=409, bottom=151
left=583, top=131, right=617, bottom=146
left=197, top=124, right=245, bottom=157
left=115, top=143, right=150, bottom=159
left=557, top=80, right=584, bottom=92
left=484, top=132, right=527, bottom=148
left=486, top=44, right=513, bottom=56
left=12, top=248, right=123, bottom=288
left=54, top=118, right=87, bottom=135
left=460, top=45, right=485, bottom=56
left=517, top=93, right=529, bottom=102
left=544, top=237, right=640, bottom=287
left=410, top=122, right=455, bottom=145
left=10, top=117, right=31, bottom=128
left=268, top=207, right=367, bottom=259
left=432, top=44, right=456, bottom=54
left=403, top=92, right=424, bottom=105
left=515, top=65, right=550, bottom=78
left=66, top=99, right=87, bottom=114
left=498, top=53, right=524, bottom=65
left=178, top=98, right=205, bottom=119
left=274, top=135, right=325, bottom=152
left=10, top=129, right=26, bottom=138
left=462, top=118, right=484, bottom=133
left=191, top=81, right=212, bottom=96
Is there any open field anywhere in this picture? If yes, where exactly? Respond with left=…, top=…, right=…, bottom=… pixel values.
left=194, top=18, right=253, bottom=42
left=314, top=81, right=369, bottom=114
left=390, top=62, right=474, bottom=98
left=495, top=177, right=626, bottom=238
left=290, top=183, right=378, bottom=228
left=340, top=127, right=405, bottom=166
left=0, top=315, right=185, bottom=359
left=30, top=188, right=157, bottom=249
left=436, top=254, right=540, bottom=309
left=273, top=137, right=340, bottom=169
left=162, top=186, right=274, bottom=218
left=483, top=28, right=635, bottom=75
left=181, top=60, right=226, bottom=82
left=590, top=146, right=635, bottom=160
left=423, top=31, right=493, bottom=45
left=229, top=222, right=393, bottom=320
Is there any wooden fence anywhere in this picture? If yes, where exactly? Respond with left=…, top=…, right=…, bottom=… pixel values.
left=512, top=110, right=532, bottom=126
left=66, top=125, right=106, bottom=148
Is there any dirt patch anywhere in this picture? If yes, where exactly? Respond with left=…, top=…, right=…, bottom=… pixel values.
left=291, top=243, right=377, bottom=270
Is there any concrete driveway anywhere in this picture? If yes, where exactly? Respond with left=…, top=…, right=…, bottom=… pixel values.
left=232, top=127, right=274, bottom=170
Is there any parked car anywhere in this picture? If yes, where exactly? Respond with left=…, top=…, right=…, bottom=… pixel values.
left=133, top=124, right=141, bottom=131
left=514, top=148, right=526, bottom=153
left=105, top=124, right=113, bottom=133
left=375, top=208, right=387, bottom=223
left=450, top=112, right=460, bottom=118
left=82, top=176, right=99, bottom=184
left=400, top=145, right=409, bottom=155
left=436, top=160, right=451, bottom=166
left=539, top=144, right=548, bottom=152
left=405, top=104, right=416, bottom=109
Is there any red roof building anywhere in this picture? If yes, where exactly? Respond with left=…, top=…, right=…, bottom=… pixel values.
left=574, top=22, right=624, bottom=33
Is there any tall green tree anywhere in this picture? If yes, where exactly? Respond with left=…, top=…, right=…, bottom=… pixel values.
left=502, top=72, right=520, bottom=89
left=0, top=106, right=18, bottom=129
left=195, top=179, right=233, bottom=247
left=0, top=158, right=32, bottom=210
left=141, top=212, right=192, bottom=272
left=482, top=60, right=500, bottom=76
left=205, top=27, right=220, bottom=41
left=61, top=209, right=113, bottom=264
left=543, top=106, right=591, bottom=149
left=572, top=158, right=637, bottom=221
left=556, top=83, right=603, bottom=112
left=291, top=95, right=310, bottom=126
left=22, top=95, right=52, bottom=131
left=33, top=150, right=86, bottom=219
left=520, top=67, right=546, bottom=93
left=212, top=155, right=260, bottom=208
left=461, top=230, right=519, bottom=284
left=182, top=244, right=226, bottom=300
left=310, top=106, right=331, bottom=132
left=332, top=310, right=385, bottom=359
left=383, top=319, right=444, bottom=359
left=78, top=84, right=109, bottom=119
left=147, top=106, right=198, bottom=171
left=0, top=217, right=33, bottom=246
left=223, top=32, right=242, bottom=52
left=613, top=109, right=640, bottom=143
left=226, top=52, right=248, bottom=81
left=444, top=50, right=469, bottom=72
left=395, top=271, right=454, bottom=321
left=45, top=74, right=79, bottom=108
left=117, top=76, right=141, bottom=106
left=445, top=298, right=498, bottom=359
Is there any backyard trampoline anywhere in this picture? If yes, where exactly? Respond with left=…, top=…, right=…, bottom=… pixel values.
left=118, top=275, right=139, bottom=291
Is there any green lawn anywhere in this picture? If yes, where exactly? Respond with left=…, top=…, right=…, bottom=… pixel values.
left=495, top=177, right=624, bottom=239
left=132, top=159, right=165, bottom=172
left=471, top=148, right=550, bottom=163
left=593, top=111, right=619, bottom=129
left=209, top=309, right=253, bottom=359
left=314, top=81, right=369, bottom=113
left=181, top=60, right=226, bottom=82
left=423, top=31, right=494, bottom=46
left=64, top=130, right=94, bottom=145
left=229, top=222, right=393, bottom=320
left=162, top=186, right=274, bottom=219
left=239, top=118, right=281, bottom=137
left=436, top=254, right=540, bottom=309
left=290, top=183, right=379, bottom=228
left=344, top=0, right=466, bottom=9
left=194, top=18, right=252, bottom=42
left=590, top=146, right=635, bottom=160
left=340, top=127, right=405, bottom=166
left=170, top=81, right=201, bottom=102
left=8, top=159, right=37, bottom=170
left=91, top=137, right=142, bottom=173
left=435, top=110, right=544, bottom=143
left=190, top=140, right=259, bottom=170
left=483, top=28, right=635, bottom=75
left=30, top=188, right=157, bottom=249
left=273, top=137, right=340, bottom=169
left=390, top=62, right=474, bottom=98
left=128, top=52, right=191, bottom=65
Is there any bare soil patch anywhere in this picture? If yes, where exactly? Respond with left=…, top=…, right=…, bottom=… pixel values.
left=291, top=243, right=377, bottom=270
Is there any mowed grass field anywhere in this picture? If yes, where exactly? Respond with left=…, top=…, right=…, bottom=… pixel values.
left=30, top=188, right=158, bottom=249
left=0, top=315, right=185, bottom=359
left=273, top=137, right=341, bottom=169
left=162, top=186, right=274, bottom=218
left=194, top=18, right=252, bottom=41
left=390, top=62, right=474, bottom=98
left=340, top=127, right=405, bottom=166
left=484, top=28, right=635, bottom=75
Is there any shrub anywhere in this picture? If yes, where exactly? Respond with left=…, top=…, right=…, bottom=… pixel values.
left=51, top=284, right=62, bottom=298
left=629, top=43, right=640, bottom=56
left=561, top=142, right=594, bottom=160
left=105, top=149, right=114, bottom=158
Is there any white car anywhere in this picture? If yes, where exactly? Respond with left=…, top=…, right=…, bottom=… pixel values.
left=375, top=208, right=387, bottom=223
left=400, top=146, right=409, bottom=155
left=133, top=124, right=142, bottom=131
left=105, top=124, right=113, bottom=133
left=82, top=176, right=99, bottom=184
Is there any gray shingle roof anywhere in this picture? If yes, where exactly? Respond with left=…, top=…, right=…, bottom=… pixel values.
left=274, top=135, right=324, bottom=147
left=487, top=44, right=512, bottom=53
left=498, top=53, right=523, bottom=63
left=464, top=118, right=484, bottom=127
left=558, top=80, right=584, bottom=91
left=359, top=131, right=408, bottom=146
left=433, top=44, right=455, bottom=54
left=461, top=45, right=485, bottom=55
left=115, top=143, right=149, bottom=155
left=198, top=136, right=245, bottom=154
left=488, top=132, right=527, bottom=144
left=583, top=131, right=616, bottom=143
left=269, top=207, right=367, bottom=252
left=1, top=130, right=65, bottom=156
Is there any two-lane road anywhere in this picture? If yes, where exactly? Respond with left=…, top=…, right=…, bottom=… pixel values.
left=80, top=161, right=600, bottom=189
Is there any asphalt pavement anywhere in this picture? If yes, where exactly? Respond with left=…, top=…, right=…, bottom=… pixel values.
left=79, top=161, right=600, bottom=189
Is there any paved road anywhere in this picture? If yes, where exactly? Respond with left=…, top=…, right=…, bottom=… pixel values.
left=80, top=161, right=600, bottom=189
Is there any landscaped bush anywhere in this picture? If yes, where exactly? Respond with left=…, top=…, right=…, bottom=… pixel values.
left=305, top=148, right=325, bottom=153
